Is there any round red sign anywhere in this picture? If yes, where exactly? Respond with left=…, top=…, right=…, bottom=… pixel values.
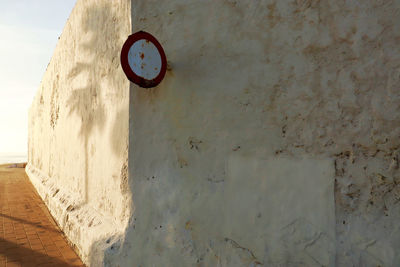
left=120, top=31, right=167, bottom=88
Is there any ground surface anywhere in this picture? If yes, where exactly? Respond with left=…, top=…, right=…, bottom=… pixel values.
left=0, top=164, right=84, bottom=267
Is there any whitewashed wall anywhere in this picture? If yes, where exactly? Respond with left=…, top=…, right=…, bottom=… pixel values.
left=118, top=0, right=400, bottom=266
left=26, top=0, right=132, bottom=265
left=28, top=0, right=400, bottom=266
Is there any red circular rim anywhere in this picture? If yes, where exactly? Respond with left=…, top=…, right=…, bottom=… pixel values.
left=120, top=31, right=167, bottom=88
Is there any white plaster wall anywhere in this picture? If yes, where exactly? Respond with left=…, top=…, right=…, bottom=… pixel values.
left=26, top=0, right=132, bottom=264
left=112, top=0, right=400, bottom=266
left=27, top=0, right=400, bottom=266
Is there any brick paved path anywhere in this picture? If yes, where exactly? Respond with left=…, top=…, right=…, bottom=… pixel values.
left=0, top=164, right=84, bottom=267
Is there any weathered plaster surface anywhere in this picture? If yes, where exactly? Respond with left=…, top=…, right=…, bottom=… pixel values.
left=26, top=0, right=131, bottom=265
left=118, top=0, right=400, bottom=266
left=28, top=0, right=400, bottom=266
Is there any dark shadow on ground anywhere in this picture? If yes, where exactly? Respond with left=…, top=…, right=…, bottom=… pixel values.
left=0, top=237, right=74, bottom=266
left=0, top=213, right=61, bottom=233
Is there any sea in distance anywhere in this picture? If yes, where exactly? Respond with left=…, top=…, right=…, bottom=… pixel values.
left=0, top=152, right=27, bottom=165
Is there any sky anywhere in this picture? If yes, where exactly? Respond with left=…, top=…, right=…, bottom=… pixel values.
left=0, top=0, right=76, bottom=154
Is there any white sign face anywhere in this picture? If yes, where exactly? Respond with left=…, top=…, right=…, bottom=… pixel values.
left=121, top=31, right=167, bottom=88
left=128, top=39, right=162, bottom=80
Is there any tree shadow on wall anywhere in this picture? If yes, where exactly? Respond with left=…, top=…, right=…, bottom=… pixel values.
left=64, top=2, right=131, bottom=265
left=66, top=2, right=122, bottom=204
left=62, top=2, right=134, bottom=265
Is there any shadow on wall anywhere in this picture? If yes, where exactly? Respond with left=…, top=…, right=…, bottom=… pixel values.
left=65, top=2, right=126, bottom=203
left=63, top=2, right=130, bottom=264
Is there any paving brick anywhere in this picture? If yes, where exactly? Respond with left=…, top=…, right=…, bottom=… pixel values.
left=5, top=261, right=21, bottom=267
left=28, top=239, right=41, bottom=246
left=46, top=249, right=63, bottom=258
left=54, top=240, right=68, bottom=247
left=0, top=165, right=85, bottom=266
left=64, top=258, right=83, bottom=265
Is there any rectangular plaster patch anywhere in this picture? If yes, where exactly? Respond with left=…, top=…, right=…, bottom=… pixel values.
left=224, top=156, right=335, bottom=266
